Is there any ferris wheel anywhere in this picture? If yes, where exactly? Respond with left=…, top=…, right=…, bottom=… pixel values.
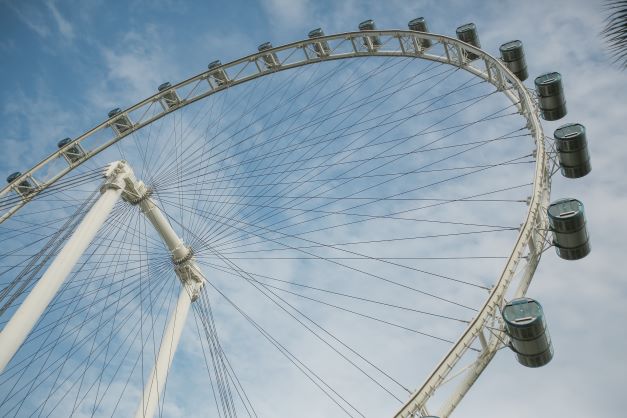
left=0, top=18, right=591, bottom=418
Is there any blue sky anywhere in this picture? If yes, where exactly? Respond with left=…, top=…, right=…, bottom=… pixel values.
left=1, top=0, right=626, bottom=417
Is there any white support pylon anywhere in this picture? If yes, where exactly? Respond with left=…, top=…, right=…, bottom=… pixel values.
left=106, top=161, right=205, bottom=418
left=134, top=286, right=193, bottom=418
left=0, top=162, right=128, bottom=373
left=0, top=161, right=205, bottom=418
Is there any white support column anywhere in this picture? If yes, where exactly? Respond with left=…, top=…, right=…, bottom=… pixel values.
left=108, top=161, right=205, bottom=418
left=137, top=197, right=189, bottom=262
left=131, top=194, right=205, bottom=418
left=0, top=160, right=205, bottom=418
left=134, top=286, right=192, bottom=418
left=0, top=168, right=125, bottom=373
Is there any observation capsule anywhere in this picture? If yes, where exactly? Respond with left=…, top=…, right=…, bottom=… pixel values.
left=157, top=82, right=181, bottom=109
left=358, top=19, right=382, bottom=51
left=308, top=28, right=331, bottom=58
left=455, top=23, right=481, bottom=61
left=6, top=172, right=36, bottom=197
left=408, top=17, right=432, bottom=49
left=57, top=137, right=86, bottom=164
left=207, top=60, right=230, bottom=86
left=108, top=108, right=133, bottom=135
left=499, top=40, right=528, bottom=81
left=258, top=42, right=280, bottom=69
left=548, top=198, right=590, bottom=260
left=503, top=297, right=553, bottom=368
left=534, top=72, right=567, bottom=121
left=553, top=123, right=591, bottom=178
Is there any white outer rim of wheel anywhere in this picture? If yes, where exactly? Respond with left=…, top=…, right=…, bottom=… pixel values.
left=0, top=29, right=551, bottom=417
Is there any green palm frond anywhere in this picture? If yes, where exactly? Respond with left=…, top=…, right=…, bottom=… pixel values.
left=602, top=0, right=627, bottom=68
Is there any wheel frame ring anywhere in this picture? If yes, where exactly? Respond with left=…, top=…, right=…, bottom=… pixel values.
left=0, top=28, right=550, bottom=417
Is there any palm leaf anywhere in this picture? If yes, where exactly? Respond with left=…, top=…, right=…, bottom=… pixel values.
left=602, top=0, right=627, bottom=68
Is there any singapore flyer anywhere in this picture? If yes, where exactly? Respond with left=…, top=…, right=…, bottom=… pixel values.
left=0, top=1, right=625, bottom=417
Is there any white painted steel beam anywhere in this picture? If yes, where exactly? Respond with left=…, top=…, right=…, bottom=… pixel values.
left=134, top=286, right=193, bottom=418
left=0, top=160, right=205, bottom=418
left=106, top=161, right=205, bottom=418
left=137, top=197, right=189, bottom=263
left=0, top=166, right=126, bottom=373
left=131, top=194, right=204, bottom=417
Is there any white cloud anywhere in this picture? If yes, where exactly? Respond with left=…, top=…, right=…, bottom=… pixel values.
left=260, top=0, right=313, bottom=30
left=6, top=2, right=52, bottom=38
left=85, top=25, right=180, bottom=112
left=5, top=0, right=75, bottom=41
left=0, top=81, right=84, bottom=172
left=46, top=0, right=75, bottom=40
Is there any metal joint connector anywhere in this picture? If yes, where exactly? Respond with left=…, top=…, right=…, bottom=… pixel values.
left=126, top=186, right=152, bottom=205
left=172, top=246, right=194, bottom=265
left=174, top=260, right=205, bottom=301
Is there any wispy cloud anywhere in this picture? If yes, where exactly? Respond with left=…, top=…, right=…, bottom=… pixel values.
left=46, top=0, right=75, bottom=40
left=259, top=0, right=313, bottom=30
left=5, top=0, right=75, bottom=42
left=6, top=2, right=52, bottom=38
left=0, top=80, right=82, bottom=170
left=86, top=25, right=180, bottom=112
